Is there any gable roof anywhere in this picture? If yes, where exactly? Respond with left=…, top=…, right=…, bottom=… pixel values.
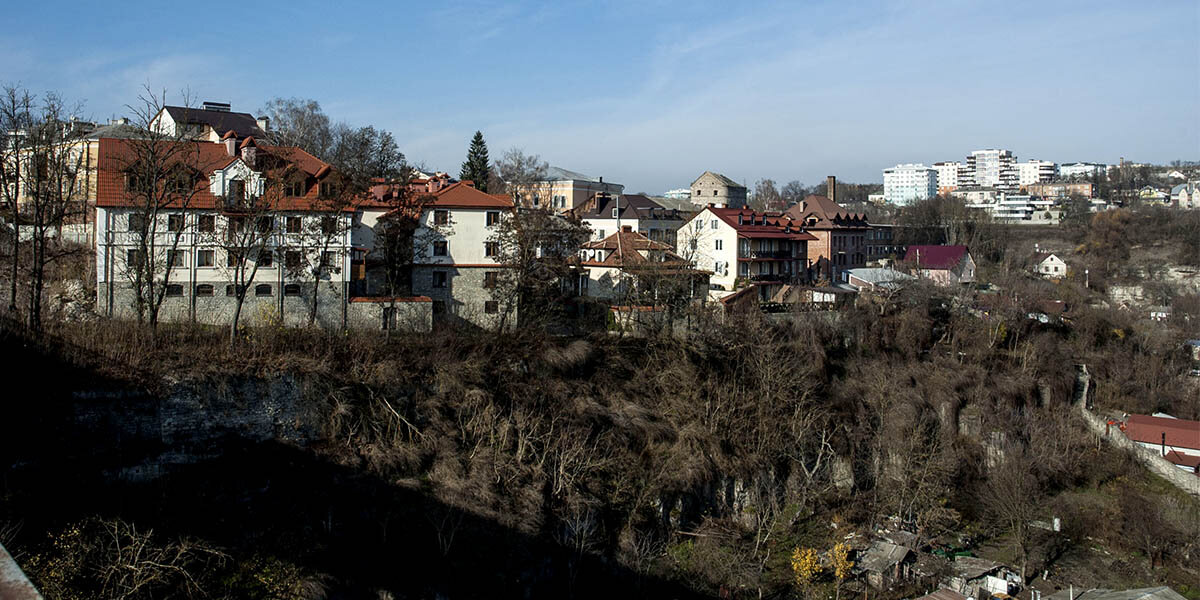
left=424, top=182, right=514, bottom=209
left=1123, top=414, right=1200, bottom=450
left=544, top=166, right=599, bottom=182
left=857, top=541, right=913, bottom=573
left=575, top=194, right=682, bottom=221
left=691, top=171, right=744, bottom=189
left=162, top=105, right=264, bottom=138
left=904, top=245, right=970, bottom=270
left=95, top=138, right=336, bottom=211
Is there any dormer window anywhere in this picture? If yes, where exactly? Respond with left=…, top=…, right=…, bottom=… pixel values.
left=611, top=207, right=619, bottom=218
left=227, top=179, right=245, bottom=203
left=287, top=180, right=306, bottom=197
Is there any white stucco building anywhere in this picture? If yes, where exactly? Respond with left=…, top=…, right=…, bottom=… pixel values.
left=1016, top=160, right=1057, bottom=187
left=883, top=164, right=938, bottom=206
left=964, top=149, right=1018, bottom=190
left=933, top=161, right=965, bottom=192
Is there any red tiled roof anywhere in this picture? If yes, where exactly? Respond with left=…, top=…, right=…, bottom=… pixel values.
left=95, top=138, right=340, bottom=212
left=424, top=182, right=513, bottom=209
left=1124, top=414, right=1200, bottom=450
left=904, top=245, right=969, bottom=270
left=1164, top=451, right=1200, bottom=470
left=706, top=207, right=818, bottom=241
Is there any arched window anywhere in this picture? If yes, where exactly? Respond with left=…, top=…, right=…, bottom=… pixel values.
left=284, top=284, right=302, bottom=296
left=255, top=284, right=272, bottom=297
left=195, top=284, right=214, bottom=296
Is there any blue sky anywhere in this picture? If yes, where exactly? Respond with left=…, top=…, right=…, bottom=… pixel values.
left=2, top=0, right=1197, bottom=192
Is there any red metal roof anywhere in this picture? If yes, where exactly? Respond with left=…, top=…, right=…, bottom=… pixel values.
left=1124, top=414, right=1200, bottom=450
left=903, top=245, right=969, bottom=270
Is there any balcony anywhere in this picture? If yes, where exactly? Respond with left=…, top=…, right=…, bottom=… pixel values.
left=745, top=249, right=795, bottom=259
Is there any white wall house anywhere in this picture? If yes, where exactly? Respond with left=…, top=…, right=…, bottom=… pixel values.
left=883, top=164, right=938, bottom=206
left=676, top=206, right=814, bottom=300
left=93, top=138, right=375, bottom=329
left=407, top=182, right=514, bottom=329
left=1034, top=253, right=1068, bottom=278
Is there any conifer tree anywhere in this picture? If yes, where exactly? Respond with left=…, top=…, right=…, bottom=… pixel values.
left=459, top=130, right=491, bottom=192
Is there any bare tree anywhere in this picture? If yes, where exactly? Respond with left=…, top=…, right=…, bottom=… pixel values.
left=0, top=87, right=90, bottom=331
left=751, top=179, right=784, bottom=212
left=494, top=147, right=548, bottom=203
left=487, top=207, right=590, bottom=331
left=113, top=89, right=210, bottom=334
left=0, top=85, right=34, bottom=314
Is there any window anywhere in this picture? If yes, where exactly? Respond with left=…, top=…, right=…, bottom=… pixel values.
left=226, top=250, right=241, bottom=267
left=432, top=241, right=448, bottom=256
left=255, top=284, right=272, bottom=297
left=711, top=219, right=718, bottom=229
left=196, top=250, right=214, bottom=268
left=225, top=284, right=242, bottom=297
left=286, top=251, right=302, bottom=270
left=227, top=179, right=245, bottom=202
left=321, top=251, right=337, bottom=269
left=484, top=300, right=499, bottom=314
left=287, top=180, right=305, bottom=197
left=319, top=181, right=337, bottom=198
left=284, top=283, right=302, bottom=296
left=433, top=210, right=449, bottom=226
left=195, top=284, right=214, bottom=296
left=167, top=214, right=184, bottom=232
left=715, top=239, right=723, bottom=250
left=198, top=214, right=215, bottom=232
left=484, top=271, right=498, bottom=288
left=128, top=213, right=146, bottom=232
left=165, top=284, right=184, bottom=297
left=689, top=239, right=697, bottom=250
left=596, top=229, right=605, bottom=239
left=321, top=216, right=337, bottom=235
left=166, top=250, right=185, bottom=267
left=712, top=190, right=717, bottom=196
left=611, top=207, right=619, bottom=218
left=486, top=211, right=500, bottom=226
left=127, top=250, right=143, bottom=270
left=484, top=242, right=499, bottom=257
left=256, top=216, right=274, bottom=233
left=257, top=250, right=273, bottom=267
left=432, top=300, right=446, bottom=314
left=432, top=271, right=447, bottom=288
left=286, top=216, right=302, bottom=233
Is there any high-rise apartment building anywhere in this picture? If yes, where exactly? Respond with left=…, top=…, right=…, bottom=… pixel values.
left=1016, top=160, right=1057, bottom=187
left=964, top=149, right=1018, bottom=190
left=933, top=161, right=965, bottom=194
left=883, top=164, right=938, bottom=206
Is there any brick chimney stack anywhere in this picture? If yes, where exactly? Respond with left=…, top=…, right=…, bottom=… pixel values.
left=827, top=175, right=837, bottom=204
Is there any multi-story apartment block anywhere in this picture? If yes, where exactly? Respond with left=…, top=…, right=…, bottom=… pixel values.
left=1016, top=160, right=1057, bottom=187
left=933, top=161, right=965, bottom=194
left=676, top=206, right=814, bottom=301
left=689, top=171, right=747, bottom=209
left=662, top=188, right=692, bottom=200
left=964, top=149, right=1018, bottom=190
left=1025, top=182, right=1093, bottom=199
left=882, top=164, right=938, bottom=206
left=508, top=166, right=623, bottom=213
left=94, top=136, right=387, bottom=329
left=572, top=193, right=684, bottom=244
left=149, top=102, right=267, bottom=142
left=1058, top=162, right=1107, bottom=179
left=405, top=182, right=515, bottom=329
left=784, top=180, right=870, bottom=282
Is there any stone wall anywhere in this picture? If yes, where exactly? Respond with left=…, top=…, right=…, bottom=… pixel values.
left=412, top=265, right=503, bottom=330
left=346, top=297, right=433, bottom=332
left=1076, top=406, right=1200, bottom=497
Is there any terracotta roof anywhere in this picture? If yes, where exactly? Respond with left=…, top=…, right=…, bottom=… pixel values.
left=1123, top=414, right=1200, bottom=451
left=1164, top=451, right=1200, bottom=470
left=424, top=182, right=513, bottom=209
left=95, top=138, right=339, bottom=211
left=904, top=245, right=969, bottom=270
left=705, top=207, right=817, bottom=241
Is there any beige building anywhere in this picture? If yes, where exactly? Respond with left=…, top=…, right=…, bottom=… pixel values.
left=508, top=166, right=623, bottom=214
left=689, top=171, right=747, bottom=208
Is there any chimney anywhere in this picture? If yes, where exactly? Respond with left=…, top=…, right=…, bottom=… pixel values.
left=827, top=175, right=836, bottom=204
left=256, top=116, right=270, bottom=132
left=224, top=136, right=237, bottom=156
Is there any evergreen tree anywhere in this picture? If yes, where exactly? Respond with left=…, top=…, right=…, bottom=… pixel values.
left=459, top=131, right=491, bottom=192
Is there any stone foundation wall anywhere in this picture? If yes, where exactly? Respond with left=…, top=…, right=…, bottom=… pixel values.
left=412, top=265, right=504, bottom=330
